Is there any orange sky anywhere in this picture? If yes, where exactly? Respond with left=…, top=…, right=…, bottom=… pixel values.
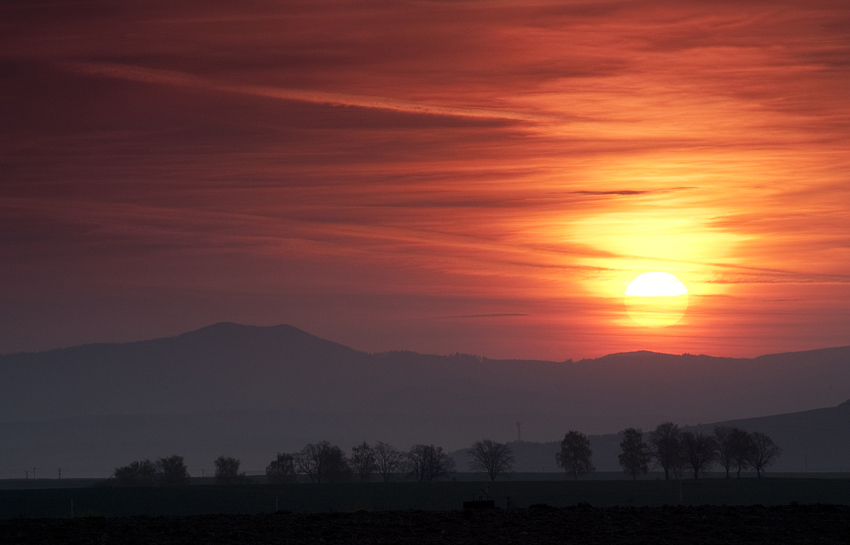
left=2, top=0, right=849, bottom=359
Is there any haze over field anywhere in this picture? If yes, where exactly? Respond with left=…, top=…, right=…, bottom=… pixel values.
left=1, top=323, right=848, bottom=477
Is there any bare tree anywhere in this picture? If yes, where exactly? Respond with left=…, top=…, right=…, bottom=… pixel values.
left=618, top=428, right=651, bottom=480
left=467, top=439, right=515, bottom=481
left=374, top=441, right=403, bottom=482
left=681, top=431, right=717, bottom=479
left=648, top=422, right=682, bottom=480
left=350, top=442, right=378, bottom=482
left=294, top=441, right=351, bottom=483
left=715, top=426, right=753, bottom=478
left=747, top=431, right=782, bottom=477
left=406, top=444, right=455, bottom=482
left=114, top=456, right=189, bottom=486
left=556, top=431, right=595, bottom=481
left=730, top=428, right=753, bottom=478
left=214, top=456, right=247, bottom=485
left=713, top=426, right=735, bottom=478
left=157, top=455, right=190, bottom=486
left=266, top=452, right=297, bottom=484
left=113, top=459, right=158, bottom=486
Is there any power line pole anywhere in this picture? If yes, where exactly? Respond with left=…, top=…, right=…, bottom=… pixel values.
left=516, top=421, right=522, bottom=442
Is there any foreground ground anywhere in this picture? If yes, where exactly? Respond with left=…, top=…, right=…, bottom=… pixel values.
left=3, top=478, right=850, bottom=519
left=1, top=504, right=850, bottom=544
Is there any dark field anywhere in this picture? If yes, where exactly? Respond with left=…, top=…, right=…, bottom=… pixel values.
left=2, top=504, right=850, bottom=544
left=1, top=478, right=849, bottom=519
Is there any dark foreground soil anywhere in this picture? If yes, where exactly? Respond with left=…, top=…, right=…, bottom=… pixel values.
left=1, top=504, right=849, bottom=544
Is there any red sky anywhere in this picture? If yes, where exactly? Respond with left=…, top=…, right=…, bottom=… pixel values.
left=2, top=0, right=850, bottom=359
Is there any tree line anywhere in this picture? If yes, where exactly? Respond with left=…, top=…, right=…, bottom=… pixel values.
left=113, top=440, right=516, bottom=485
left=263, top=441, right=458, bottom=484
left=111, top=425, right=780, bottom=486
left=613, top=423, right=781, bottom=480
left=112, top=442, right=457, bottom=486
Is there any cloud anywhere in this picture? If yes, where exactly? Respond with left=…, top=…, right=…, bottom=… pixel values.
left=67, top=62, right=543, bottom=124
left=446, top=313, right=528, bottom=319
left=570, top=188, right=696, bottom=196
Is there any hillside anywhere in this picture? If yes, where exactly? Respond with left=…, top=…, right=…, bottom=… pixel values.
left=474, top=400, right=850, bottom=475
left=1, top=323, right=849, bottom=477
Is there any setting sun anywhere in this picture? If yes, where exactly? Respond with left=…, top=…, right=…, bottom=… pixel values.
left=624, top=272, right=689, bottom=328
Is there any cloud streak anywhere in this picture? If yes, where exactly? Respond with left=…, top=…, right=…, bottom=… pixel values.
left=67, top=61, right=544, bottom=124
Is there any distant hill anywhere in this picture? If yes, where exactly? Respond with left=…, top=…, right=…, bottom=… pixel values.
left=0, top=323, right=848, bottom=477
left=699, top=399, right=850, bottom=473
left=466, top=400, right=850, bottom=475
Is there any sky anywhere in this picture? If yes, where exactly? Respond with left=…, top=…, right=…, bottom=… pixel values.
left=2, top=0, right=850, bottom=360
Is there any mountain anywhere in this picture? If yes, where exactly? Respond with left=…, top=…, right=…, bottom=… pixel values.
left=1, top=322, right=849, bottom=477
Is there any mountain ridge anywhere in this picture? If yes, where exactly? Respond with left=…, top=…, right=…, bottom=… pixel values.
left=7, top=321, right=850, bottom=362
left=2, top=322, right=849, bottom=426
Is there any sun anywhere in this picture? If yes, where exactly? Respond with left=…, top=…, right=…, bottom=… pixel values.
left=624, top=272, right=689, bottom=327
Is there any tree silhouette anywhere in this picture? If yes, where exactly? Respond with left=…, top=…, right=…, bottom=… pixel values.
left=715, top=426, right=753, bottom=478
left=266, top=452, right=297, bottom=484
left=681, top=431, right=717, bottom=479
left=747, top=431, right=782, bottom=477
left=729, top=428, right=753, bottom=478
left=648, top=422, right=682, bottom=480
left=618, top=428, right=650, bottom=480
left=157, top=455, right=190, bottom=486
left=467, top=439, right=515, bottom=481
left=714, top=426, right=735, bottom=478
left=294, top=441, right=351, bottom=483
left=350, top=442, right=378, bottom=482
left=374, top=441, right=403, bottom=482
left=113, top=459, right=158, bottom=486
left=406, top=444, right=455, bottom=482
left=556, top=431, right=595, bottom=481
left=214, top=456, right=246, bottom=484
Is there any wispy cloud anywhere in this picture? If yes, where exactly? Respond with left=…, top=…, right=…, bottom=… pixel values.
left=67, top=61, right=544, bottom=124
left=445, top=313, right=528, bottom=319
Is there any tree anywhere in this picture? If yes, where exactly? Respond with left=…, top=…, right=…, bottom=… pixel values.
left=214, top=456, right=246, bottom=484
left=648, top=422, right=682, bottom=480
left=729, top=428, right=753, bottom=478
left=618, top=428, right=651, bottom=480
left=266, top=452, right=297, bottom=484
left=374, top=441, right=403, bottom=482
left=715, top=426, right=752, bottom=478
left=406, top=444, right=456, bottom=482
left=294, top=441, right=351, bottom=483
left=681, top=431, right=717, bottom=479
left=467, top=439, right=515, bottom=481
left=113, top=459, right=158, bottom=486
left=713, top=426, right=735, bottom=478
left=556, top=431, right=595, bottom=481
left=350, top=442, right=378, bottom=482
left=746, top=431, right=782, bottom=477
left=157, top=455, right=190, bottom=486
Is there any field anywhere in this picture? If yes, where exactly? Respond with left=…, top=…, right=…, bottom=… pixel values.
left=1, top=477, right=849, bottom=519
left=1, top=505, right=850, bottom=544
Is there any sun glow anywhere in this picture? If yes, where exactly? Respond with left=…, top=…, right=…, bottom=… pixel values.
left=624, top=272, right=689, bottom=327
left=625, top=272, right=688, bottom=297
